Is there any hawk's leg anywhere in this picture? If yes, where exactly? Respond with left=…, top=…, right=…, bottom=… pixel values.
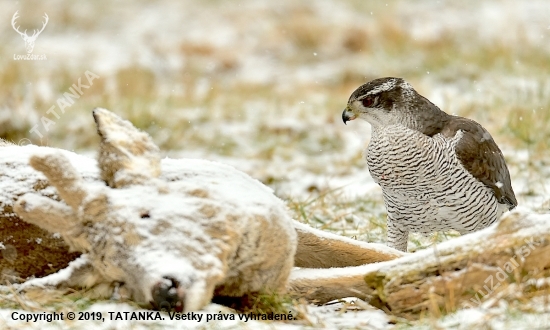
left=386, top=218, right=408, bottom=252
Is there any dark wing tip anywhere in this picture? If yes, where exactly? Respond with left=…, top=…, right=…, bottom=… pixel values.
left=504, top=198, right=518, bottom=210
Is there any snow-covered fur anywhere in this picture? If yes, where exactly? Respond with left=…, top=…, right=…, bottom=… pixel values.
left=14, top=108, right=297, bottom=311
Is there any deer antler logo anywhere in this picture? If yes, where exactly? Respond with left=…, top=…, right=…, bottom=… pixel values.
left=11, top=11, right=49, bottom=54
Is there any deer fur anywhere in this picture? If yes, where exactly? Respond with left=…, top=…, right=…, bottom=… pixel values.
left=7, top=108, right=402, bottom=311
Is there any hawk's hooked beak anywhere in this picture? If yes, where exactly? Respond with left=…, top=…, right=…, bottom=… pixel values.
left=342, top=106, right=356, bottom=125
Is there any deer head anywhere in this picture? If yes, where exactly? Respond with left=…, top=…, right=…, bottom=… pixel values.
left=11, top=11, right=49, bottom=54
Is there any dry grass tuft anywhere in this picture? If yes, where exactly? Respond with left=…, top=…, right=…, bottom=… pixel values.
left=507, top=106, right=550, bottom=154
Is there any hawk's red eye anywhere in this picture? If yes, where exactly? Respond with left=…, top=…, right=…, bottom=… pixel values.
left=362, top=97, right=374, bottom=107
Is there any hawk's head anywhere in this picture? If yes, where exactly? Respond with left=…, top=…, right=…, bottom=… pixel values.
left=342, top=77, right=447, bottom=132
left=342, top=77, right=415, bottom=127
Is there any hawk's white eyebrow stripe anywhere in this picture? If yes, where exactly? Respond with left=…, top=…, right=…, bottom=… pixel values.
left=366, top=79, right=397, bottom=95
left=365, top=79, right=414, bottom=97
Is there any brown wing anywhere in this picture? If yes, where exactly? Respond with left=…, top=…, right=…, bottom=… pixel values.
left=440, top=116, right=517, bottom=210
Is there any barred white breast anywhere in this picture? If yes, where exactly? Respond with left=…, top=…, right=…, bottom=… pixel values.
left=367, top=125, right=505, bottom=251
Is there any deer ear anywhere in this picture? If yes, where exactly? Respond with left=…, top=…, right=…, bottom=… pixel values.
left=29, top=152, right=87, bottom=210
left=93, top=108, right=161, bottom=188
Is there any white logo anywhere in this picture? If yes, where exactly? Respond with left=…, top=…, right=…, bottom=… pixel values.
left=12, top=11, right=49, bottom=54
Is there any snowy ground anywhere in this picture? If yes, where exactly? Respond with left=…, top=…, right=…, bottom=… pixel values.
left=1, top=0, right=550, bottom=328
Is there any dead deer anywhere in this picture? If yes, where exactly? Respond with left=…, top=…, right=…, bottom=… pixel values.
left=8, top=108, right=403, bottom=312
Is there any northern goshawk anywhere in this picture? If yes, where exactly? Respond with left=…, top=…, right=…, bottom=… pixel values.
left=342, top=77, right=517, bottom=251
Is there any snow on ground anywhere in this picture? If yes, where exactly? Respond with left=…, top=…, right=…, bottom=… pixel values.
left=1, top=0, right=550, bottom=328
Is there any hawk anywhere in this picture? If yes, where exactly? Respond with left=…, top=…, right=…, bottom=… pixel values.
left=342, top=77, right=517, bottom=251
